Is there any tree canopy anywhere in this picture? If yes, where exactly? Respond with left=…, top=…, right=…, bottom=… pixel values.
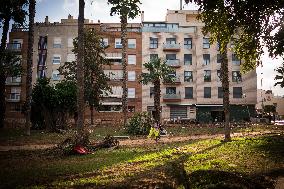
left=187, top=0, right=284, bottom=72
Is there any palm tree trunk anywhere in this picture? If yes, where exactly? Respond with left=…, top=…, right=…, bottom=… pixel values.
left=0, top=17, right=10, bottom=51
left=221, top=48, right=231, bottom=142
left=0, top=16, right=11, bottom=128
left=25, top=0, right=36, bottom=136
left=154, top=79, right=161, bottom=124
left=90, top=105, right=94, bottom=125
left=77, top=0, right=85, bottom=131
left=121, top=14, right=128, bottom=126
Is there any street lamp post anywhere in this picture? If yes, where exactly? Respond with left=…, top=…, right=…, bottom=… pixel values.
left=243, top=93, right=251, bottom=120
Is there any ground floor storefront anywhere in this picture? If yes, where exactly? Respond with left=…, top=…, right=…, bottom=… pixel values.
left=149, top=104, right=256, bottom=123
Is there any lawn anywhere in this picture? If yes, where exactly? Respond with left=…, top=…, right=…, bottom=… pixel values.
left=0, top=133, right=283, bottom=188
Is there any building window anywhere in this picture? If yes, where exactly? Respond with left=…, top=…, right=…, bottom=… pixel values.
left=128, top=55, right=136, bottom=65
left=37, top=69, right=46, bottom=78
left=101, top=38, right=108, bottom=47
left=150, top=37, right=158, bottom=48
left=217, top=54, right=222, bottom=63
left=184, top=38, right=192, bottom=49
left=52, top=70, right=60, bottom=81
left=203, top=37, right=210, bottom=49
left=53, top=37, right=61, bottom=48
left=68, top=37, right=74, bottom=48
left=52, top=55, right=61, bottom=64
left=218, top=87, right=223, bottom=98
left=232, top=71, right=242, bottom=82
left=217, top=70, right=221, bottom=82
left=185, top=87, right=193, bottom=99
left=98, top=105, right=122, bottom=112
left=115, top=38, right=122, bottom=48
left=67, top=54, right=75, bottom=62
left=128, top=88, right=135, bottom=98
left=166, top=54, right=176, bottom=60
left=184, top=54, right=192, bottom=65
left=107, top=86, right=123, bottom=97
left=128, top=71, right=136, bottom=81
left=104, top=70, right=123, bottom=81
left=204, top=87, right=211, bottom=98
left=204, top=70, right=211, bottom=82
left=9, top=87, right=21, bottom=100
left=166, top=38, right=176, bottom=44
left=128, top=106, right=135, bottom=112
left=128, top=39, right=136, bottom=49
left=150, top=54, right=158, bottom=61
left=217, top=41, right=220, bottom=51
left=6, top=76, right=21, bottom=83
left=166, top=87, right=176, bottom=94
left=150, top=87, right=154, bottom=98
left=233, top=87, right=242, bottom=98
left=232, top=54, right=241, bottom=65
left=203, top=54, right=210, bottom=65
left=184, top=71, right=193, bottom=82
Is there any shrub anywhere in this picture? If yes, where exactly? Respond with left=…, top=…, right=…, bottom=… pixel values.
left=126, top=112, right=153, bottom=135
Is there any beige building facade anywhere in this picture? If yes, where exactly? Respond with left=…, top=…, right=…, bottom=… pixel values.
left=142, top=10, right=257, bottom=123
left=32, top=15, right=142, bottom=123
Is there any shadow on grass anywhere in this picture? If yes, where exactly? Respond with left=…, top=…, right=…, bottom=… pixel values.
left=251, top=134, right=284, bottom=163
left=67, top=142, right=224, bottom=189
left=70, top=135, right=284, bottom=189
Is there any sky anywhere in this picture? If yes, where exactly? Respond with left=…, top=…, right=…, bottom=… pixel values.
left=1, top=0, right=283, bottom=96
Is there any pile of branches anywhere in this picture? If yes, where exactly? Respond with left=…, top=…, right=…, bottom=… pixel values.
left=58, top=134, right=119, bottom=155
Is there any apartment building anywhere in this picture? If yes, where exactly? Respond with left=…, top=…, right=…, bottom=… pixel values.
left=5, top=25, right=29, bottom=124
left=256, top=89, right=284, bottom=118
left=31, top=15, right=142, bottom=123
left=142, top=10, right=257, bottom=123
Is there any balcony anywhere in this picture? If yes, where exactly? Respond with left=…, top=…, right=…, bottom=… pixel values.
left=163, top=93, right=181, bottom=102
left=6, top=77, right=22, bottom=86
left=6, top=43, right=21, bottom=52
left=163, top=43, right=181, bottom=51
left=166, top=59, right=181, bottom=67
left=163, top=76, right=181, bottom=85
left=6, top=94, right=21, bottom=102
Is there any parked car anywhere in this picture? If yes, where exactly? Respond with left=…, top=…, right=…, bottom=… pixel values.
left=274, top=120, right=284, bottom=126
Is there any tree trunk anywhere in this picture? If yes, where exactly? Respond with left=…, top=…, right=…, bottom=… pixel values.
left=121, top=14, right=128, bottom=126
left=77, top=0, right=85, bottom=131
left=0, top=16, right=11, bottom=128
left=25, top=0, right=36, bottom=136
left=153, top=79, right=161, bottom=124
left=0, top=16, right=10, bottom=51
left=90, top=105, right=94, bottom=125
left=0, top=75, right=6, bottom=128
left=221, top=48, right=231, bottom=142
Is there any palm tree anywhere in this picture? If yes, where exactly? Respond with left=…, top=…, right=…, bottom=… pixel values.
left=77, top=0, right=85, bottom=130
left=274, top=62, right=284, bottom=88
left=0, top=0, right=28, bottom=128
left=140, top=58, right=173, bottom=124
left=25, top=0, right=36, bottom=136
left=108, top=0, right=141, bottom=126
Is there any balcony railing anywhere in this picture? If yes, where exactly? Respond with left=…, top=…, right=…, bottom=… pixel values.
left=163, top=76, right=181, bottom=84
left=6, top=94, right=21, bottom=102
left=163, top=43, right=181, bottom=51
left=5, top=77, right=22, bottom=85
left=6, top=43, right=21, bottom=51
left=166, top=59, right=181, bottom=67
left=163, top=93, right=181, bottom=102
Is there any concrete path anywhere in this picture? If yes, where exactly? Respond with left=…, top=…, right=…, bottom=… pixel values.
left=0, top=130, right=280, bottom=152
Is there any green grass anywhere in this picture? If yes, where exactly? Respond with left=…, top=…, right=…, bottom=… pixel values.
left=0, top=134, right=283, bottom=188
